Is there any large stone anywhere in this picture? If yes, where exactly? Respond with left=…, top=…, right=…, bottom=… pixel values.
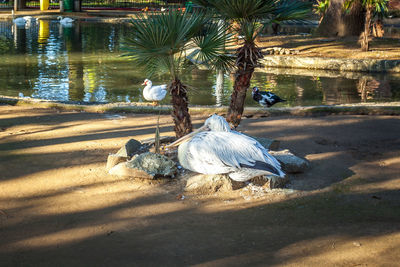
left=250, top=175, right=289, bottom=189
left=106, top=153, right=126, bottom=171
left=269, top=149, right=310, bottom=173
left=116, top=139, right=147, bottom=158
left=183, top=173, right=289, bottom=194
left=254, top=137, right=280, bottom=150
left=126, top=152, right=177, bottom=179
left=108, top=162, right=154, bottom=179
left=184, top=174, right=235, bottom=194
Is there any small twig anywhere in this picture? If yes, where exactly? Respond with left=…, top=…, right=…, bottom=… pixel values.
left=0, top=209, right=8, bottom=218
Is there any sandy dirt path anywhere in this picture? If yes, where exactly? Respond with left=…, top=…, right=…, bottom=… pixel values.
left=0, top=105, right=399, bottom=266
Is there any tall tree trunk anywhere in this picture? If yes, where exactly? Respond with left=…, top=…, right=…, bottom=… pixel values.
left=226, top=67, right=254, bottom=127
left=361, top=7, right=372, bottom=51
left=316, top=0, right=365, bottom=37
left=357, top=77, right=368, bottom=102
left=170, top=78, right=192, bottom=138
left=226, top=42, right=262, bottom=128
left=372, top=19, right=384, bottom=37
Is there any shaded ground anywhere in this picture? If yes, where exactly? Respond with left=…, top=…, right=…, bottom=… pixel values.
left=0, top=105, right=399, bottom=266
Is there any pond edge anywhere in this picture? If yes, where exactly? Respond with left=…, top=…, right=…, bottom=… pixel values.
left=2, top=95, right=400, bottom=117
left=260, top=56, right=400, bottom=73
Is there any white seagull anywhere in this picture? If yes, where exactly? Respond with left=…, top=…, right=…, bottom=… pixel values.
left=142, top=79, right=167, bottom=106
left=167, top=114, right=285, bottom=182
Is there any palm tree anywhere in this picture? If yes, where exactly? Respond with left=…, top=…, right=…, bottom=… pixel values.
left=344, top=0, right=388, bottom=51
left=195, top=0, right=312, bottom=127
left=124, top=10, right=234, bottom=137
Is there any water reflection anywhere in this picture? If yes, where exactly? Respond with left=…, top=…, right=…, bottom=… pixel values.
left=358, top=78, right=393, bottom=102
left=0, top=20, right=399, bottom=107
left=214, top=69, right=225, bottom=107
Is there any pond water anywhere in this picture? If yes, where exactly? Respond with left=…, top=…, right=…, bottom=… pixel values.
left=0, top=19, right=399, bottom=107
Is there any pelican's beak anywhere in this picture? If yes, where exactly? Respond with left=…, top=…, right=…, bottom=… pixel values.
left=166, top=125, right=209, bottom=148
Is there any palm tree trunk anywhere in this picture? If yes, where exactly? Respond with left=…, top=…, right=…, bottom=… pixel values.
left=170, top=78, right=192, bottom=138
left=316, top=0, right=364, bottom=37
left=372, top=19, right=384, bottom=37
left=227, top=42, right=262, bottom=128
left=226, top=67, right=254, bottom=127
left=361, top=6, right=372, bottom=52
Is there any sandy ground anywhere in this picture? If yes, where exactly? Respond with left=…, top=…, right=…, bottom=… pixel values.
left=1, top=104, right=400, bottom=266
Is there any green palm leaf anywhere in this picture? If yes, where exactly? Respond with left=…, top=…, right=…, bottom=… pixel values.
left=194, top=0, right=312, bottom=43
left=188, top=20, right=235, bottom=72
left=123, top=9, right=232, bottom=79
left=272, top=0, right=313, bottom=22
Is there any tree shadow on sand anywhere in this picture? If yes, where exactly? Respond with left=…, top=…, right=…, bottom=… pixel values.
left=0, top=183, right=399, bottom=266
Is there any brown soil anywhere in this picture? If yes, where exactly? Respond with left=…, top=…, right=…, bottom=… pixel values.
left=1, top=105, right=399, bottom=266
left=257, top=35, right=400, bottom=60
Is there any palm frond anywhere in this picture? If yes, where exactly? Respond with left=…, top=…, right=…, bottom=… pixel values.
left=240, top=19, right=263, bottom=43
left=123, top=9, right=233, bottom=79
left=194, top=0, right=276, bottom=20
left=272, top=0, right=313, bottom=22
left=194, top=0, right=312, bottom=42
left=188, top=20, right=235, bottom=72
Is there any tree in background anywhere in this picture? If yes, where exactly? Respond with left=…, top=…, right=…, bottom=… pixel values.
left=344, top=0, right=388, bottom=51
left=124, top=10, right=233, bottom=137
left=315, top=0, right=365, bottom=37
left=195, top=0, right=312, bottom=127
left=314, top=0, right=331, bottom=23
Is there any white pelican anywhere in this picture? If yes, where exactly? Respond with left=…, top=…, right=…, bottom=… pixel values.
left=142, top=79, right=167, bottom=106
left=57, top=16, right=74, bottom=26
left=167, top=114, right=285, bottom=182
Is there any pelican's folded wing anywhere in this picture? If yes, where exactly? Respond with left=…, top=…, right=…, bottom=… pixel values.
left=187, top=132, right=283, bottom=176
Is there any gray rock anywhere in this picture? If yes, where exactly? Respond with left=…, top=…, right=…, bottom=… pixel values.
left=184, top=174, right=235, bottom=194
left=250, top=175, right=289, bottom=189
left=108, top=162, right=157, bottom=179
left=270, top=149, right=310, bottom=173
left=126, top=152, right=177, bottom=179
left=254, top=137, right=280, bottom=150
left=106, top=153, right=127, bottom=171
left=109, top=162, right=142, bottom=177
left=116, top=139, right=146, bottom=158
left=184, top=173, right=289, bottom=194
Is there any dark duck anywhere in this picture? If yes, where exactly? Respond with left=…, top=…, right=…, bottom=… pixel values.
left=252, top=86, right=286, bottom=107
